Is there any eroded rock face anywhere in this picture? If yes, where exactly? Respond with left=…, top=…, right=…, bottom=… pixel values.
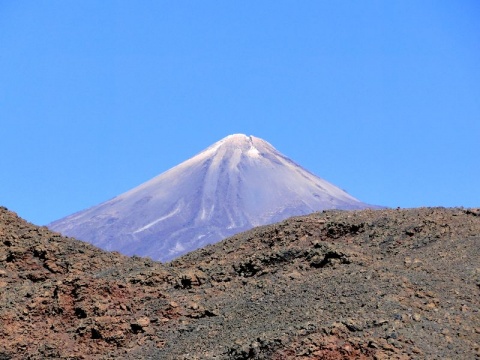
left=1, top=206, right=480, bottom=359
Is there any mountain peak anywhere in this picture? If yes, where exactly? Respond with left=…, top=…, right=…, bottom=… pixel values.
left=223, top=133, right=252, bottom=142
left=49, top=135, right=376, bottom=261
left=204, top=133, right=263, bottom=154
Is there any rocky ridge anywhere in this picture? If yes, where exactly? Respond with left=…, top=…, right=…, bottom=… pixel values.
left=1, top=206, right=479, bottom=359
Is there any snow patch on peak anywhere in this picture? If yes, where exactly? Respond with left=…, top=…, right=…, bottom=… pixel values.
left=222, top=134, right=256, bottom=146
left=224, top=133, right=250, bottom=140
left=247, top=146, right=261, bottom=158
left=196, top=134, right=251, bottom=159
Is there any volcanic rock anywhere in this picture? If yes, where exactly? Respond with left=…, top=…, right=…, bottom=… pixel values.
left=1, top=206, right=479, bottom=359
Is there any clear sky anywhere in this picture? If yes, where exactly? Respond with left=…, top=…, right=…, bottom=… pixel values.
left=1, top=1, right=479, bottom=225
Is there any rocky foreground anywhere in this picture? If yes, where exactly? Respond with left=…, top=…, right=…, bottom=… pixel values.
left=0, top=206, right=479, bottom=359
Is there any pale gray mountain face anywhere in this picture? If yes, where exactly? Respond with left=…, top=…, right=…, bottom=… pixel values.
left=49, top=134, right=375, bottom=262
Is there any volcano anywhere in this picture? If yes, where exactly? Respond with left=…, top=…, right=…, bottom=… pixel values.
left=49, top=134, right=375, bottom=261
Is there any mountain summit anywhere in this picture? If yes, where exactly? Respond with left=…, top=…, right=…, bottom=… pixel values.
left=49, top=134, right=375, bottom=261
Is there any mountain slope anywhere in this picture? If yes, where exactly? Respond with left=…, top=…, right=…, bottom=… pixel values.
left=149, top=207, right=480, bottom=359
left=49, top=134, right=374, bottom=261
left=0, top=206, right=175, bottom=359
left=2, top=206, right=480, bottom=359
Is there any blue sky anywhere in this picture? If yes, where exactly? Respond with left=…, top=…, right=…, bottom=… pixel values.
left=1, top=1, right=479, bottom=225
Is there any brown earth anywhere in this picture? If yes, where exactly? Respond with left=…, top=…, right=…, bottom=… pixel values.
left=0, top=206, right=479, bottom=359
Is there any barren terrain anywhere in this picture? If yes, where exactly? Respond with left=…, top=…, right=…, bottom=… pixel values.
left=1, top=206, right=479, bottom=359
